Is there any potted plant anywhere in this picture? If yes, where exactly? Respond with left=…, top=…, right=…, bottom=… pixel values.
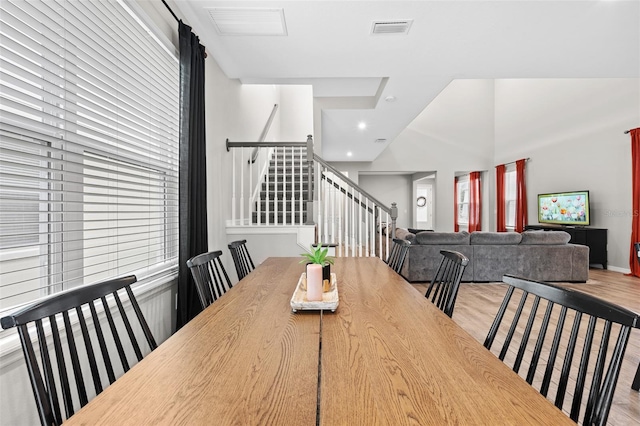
left=300, top=244, right=334, bottom=280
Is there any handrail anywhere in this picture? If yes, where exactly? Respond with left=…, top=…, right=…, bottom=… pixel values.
left=321, top=175, right=376, bottom=215
left=250, top=104, right=279, bottom=164
left=226, top=140, right=306, bottom=150
left=313, top=154, right=391, bottom=214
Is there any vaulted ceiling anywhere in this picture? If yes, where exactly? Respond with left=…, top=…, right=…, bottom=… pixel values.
left=174, top=1, right=640, bottom=161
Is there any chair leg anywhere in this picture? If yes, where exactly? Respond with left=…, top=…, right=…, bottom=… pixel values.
left=632, top=361, right=640, bottom=391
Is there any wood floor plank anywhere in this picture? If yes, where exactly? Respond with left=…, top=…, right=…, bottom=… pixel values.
left=414, top=269, right=640, bottom=425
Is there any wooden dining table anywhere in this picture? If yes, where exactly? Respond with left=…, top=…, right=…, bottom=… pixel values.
left=64, top=257, right=574, bottom=425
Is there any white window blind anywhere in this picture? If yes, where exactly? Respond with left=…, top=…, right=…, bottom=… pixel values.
left=457, top=177, right=469, bottom=225
left=505, top=169, right=517, bottom=228
left=0, top=0, right=179, bottom=313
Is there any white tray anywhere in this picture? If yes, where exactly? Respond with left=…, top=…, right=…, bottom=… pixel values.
left=290, top=272, right=338, bottom=312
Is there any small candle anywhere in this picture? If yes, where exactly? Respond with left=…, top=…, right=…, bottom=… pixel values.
left=306, top=264, right=323, bottom=301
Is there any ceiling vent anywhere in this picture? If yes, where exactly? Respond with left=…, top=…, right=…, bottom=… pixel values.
left=374, top=138, right=387, bottom=144
left=371, top=20, right=413, bottom=35
left=207, top=8, right=287, bottom=36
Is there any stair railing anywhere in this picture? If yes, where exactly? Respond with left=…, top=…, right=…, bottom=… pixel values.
left=226, top=137, right=312, bottom=226
left=313, top=155, right=396, bottom=259
left=226, top=135, right=397, bottom=259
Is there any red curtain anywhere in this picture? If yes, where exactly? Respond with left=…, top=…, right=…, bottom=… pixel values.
left=515, top=159, right=528, bottom=233
left=454, top=176, right=459, bottom=232
left=469, top=171, right=482, bottom=232
left=630, top=128, right=640, bottom=277
left=496, top=164, right=506, bottom=232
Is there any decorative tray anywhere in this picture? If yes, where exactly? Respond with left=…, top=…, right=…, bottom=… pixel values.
left=290, top=272, right=338, bottom=312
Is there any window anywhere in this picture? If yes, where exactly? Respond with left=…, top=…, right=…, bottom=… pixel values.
left=0, top=0, right=179, bottom=313
left=505, top=168, right=517, bottom=228
left=456, top=177, right=469, bottom=226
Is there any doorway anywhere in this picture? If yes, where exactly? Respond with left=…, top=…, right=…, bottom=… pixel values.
left=415, top=179, right=434, bottom=230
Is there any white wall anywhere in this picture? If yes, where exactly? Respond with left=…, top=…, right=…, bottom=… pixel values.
left=494, top=78, right=639, bottom=271
left=346, top=77, right=638, bottom=271
left=279, top=85, right=314, bottom=141
left=332, top=79, right=496, bottom=232
left=358, top=174, right=413, bottom=229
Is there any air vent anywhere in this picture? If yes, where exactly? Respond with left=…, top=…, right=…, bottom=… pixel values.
left=371, top=20, right=413, bottom=35
left=208, top=8, right=287, bottom=36
left=374, top=138, right=387, bottom=144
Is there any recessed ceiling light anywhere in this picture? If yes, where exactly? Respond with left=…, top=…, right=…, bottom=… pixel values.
left=385, top=95, right=396, bottom=102
left=358, top=122, right=366, bottom=130
left=347, top=152, right=353, bottom=157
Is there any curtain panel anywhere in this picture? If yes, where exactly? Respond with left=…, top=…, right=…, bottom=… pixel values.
left=515, top=159, right=528, bottom=233
left=177, top=22, right=208, bottom=329
left=469, top=172, right=482, bottom=232
left=630, top=128, right=640, bottom=277
left=468, top=172, right=482, bottom=232
left=496, top=165, right=507, bottom=232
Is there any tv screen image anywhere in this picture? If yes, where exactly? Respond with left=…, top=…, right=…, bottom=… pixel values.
left=537, top=191, right=590, bottom=226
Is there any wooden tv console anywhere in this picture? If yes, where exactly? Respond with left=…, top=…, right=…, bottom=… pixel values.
left=524, top=225, right=607, bottom=269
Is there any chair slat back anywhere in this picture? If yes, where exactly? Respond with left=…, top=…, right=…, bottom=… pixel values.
left=0, top=275, right=157, bottom=426
left=386, top=238, right=411, bottom=275
left=484, top=274, right=639, bottom=426
left=228, top=240, right=255, bottom=281
left=186, top=250, right=233, bottom=308
left=424, top=249, right=469, bottom=317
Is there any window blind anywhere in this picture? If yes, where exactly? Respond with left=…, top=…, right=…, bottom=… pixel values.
left=505, top=169, right=517, bottom=228
left=0, top=0, right=179, bottom=313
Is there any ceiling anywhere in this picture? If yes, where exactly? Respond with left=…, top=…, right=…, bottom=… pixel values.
left=174, top=1, right=640, bottom=162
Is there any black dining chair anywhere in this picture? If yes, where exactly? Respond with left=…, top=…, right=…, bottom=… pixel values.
left=228, top=239, right=255, bottom=281
left=0, top=275, right=157, bottom=426
left=386, top=238, right=411, bottom=275
left=424, top=249, right=469, bottom=317
left=186, top=250, right=233, bottom=308
left=484, top=274, right=639, bottom=426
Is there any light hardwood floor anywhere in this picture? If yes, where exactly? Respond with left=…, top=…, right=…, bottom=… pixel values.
left=414, top=269, right=640, bottom=426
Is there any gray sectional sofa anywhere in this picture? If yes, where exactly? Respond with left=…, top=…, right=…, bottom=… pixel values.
left=395, top=228, right=589, bottom=283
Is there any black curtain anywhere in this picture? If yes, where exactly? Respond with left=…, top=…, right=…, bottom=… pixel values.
left=177, top=21, right=207, bottom=329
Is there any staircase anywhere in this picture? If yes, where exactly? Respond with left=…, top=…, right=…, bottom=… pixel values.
left=253, top=147, right=310, bottom=225
left=226, top=136, right=397, bottom=260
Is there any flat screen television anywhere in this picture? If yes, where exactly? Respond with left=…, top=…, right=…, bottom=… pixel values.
left=537, top=190, right=590, bottom=226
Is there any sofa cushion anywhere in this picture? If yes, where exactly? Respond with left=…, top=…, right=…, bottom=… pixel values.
left=470, top=232, right=522, bottom=245
left=395, top=228, right=416, bottom=244
left=416, top=231, right=470, bottom=245
left=520, top=230, right=571, bottom=245
left=408, top=228, right=433, bottom=234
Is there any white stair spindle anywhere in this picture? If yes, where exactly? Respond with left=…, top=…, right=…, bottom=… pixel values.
left=384, top=211, right=390, bottom=260
left=232, top=149, right=236, bottom=224
left=256, top=148, right=262, bottom=225
left=240, top=148, right=245, bottom=224
left=365, top=198, right=369, bottom=257
left=377, top=206, right=382, bottom=260
left=299, top=147, right=303, bottom=225
left=358, top=190, right=362, bottom=257
left=248, top=147, right=252, bottom=226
